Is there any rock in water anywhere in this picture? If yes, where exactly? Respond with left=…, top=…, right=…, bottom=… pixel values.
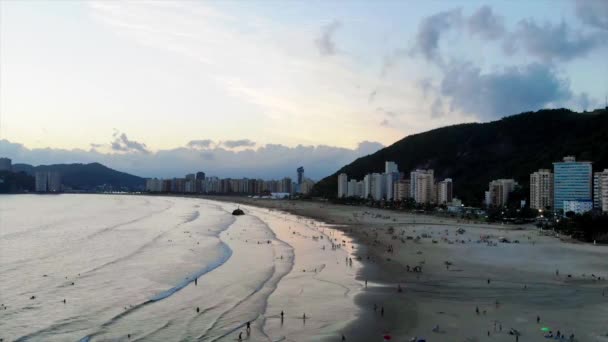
left=232, top=208, right=245, bottom=216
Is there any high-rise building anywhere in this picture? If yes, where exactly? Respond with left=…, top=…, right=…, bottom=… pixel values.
left=594, top=169, right=608, bottom=212
left=553, top=156, right=592, bottom=212
left=196, top=172, right=206, bottom=180
left=185, top=174, right=195, bottom=181
left=281, top=177, right=293, bottom=194
left=437, top=178, right=453, bottom=204
left=363, top=174, right=371, bottom=199
left=485, top=179, right=518, bottom=207
left=0, top=157, right=12, bottom=171
left=385, top=161, right=398, bottom=174
left=530, top=169, right=554, bottom=210
left=385, top=172, right=400, bottom=200
left=347, top=179, right=357, bottom=197
left=35, top=171, right=62, bottom=192
left=371, top=173, right=385, bottom=200
left=395, top=179, right=410, bottom=200
left=35, top=172, right=47, bottom=192
left=297, top=167, right=304, bottom=185
left=410, top=169, right=434, bottom=204
left=337, top=173, right=348, bottom=198
left=300, top=178, right=315, bottom=195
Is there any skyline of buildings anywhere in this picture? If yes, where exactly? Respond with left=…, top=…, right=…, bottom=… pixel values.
left=145, top=167, right=315, bottom=196
left=337, top=162, right=453, bottom=205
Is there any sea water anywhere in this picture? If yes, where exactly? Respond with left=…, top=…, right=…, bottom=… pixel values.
left=0, top=194, right=361, bottom=341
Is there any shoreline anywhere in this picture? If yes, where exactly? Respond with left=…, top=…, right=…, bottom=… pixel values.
left=6, top=193, right=607, bottom=341
left=202, top=196, right=608, bottom=342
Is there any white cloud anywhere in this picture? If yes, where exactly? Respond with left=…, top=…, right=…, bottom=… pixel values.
left=1, top=138, right=384, bottom=181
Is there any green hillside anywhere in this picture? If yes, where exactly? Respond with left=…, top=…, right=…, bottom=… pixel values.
left=312, top=108, right=608, bottom=205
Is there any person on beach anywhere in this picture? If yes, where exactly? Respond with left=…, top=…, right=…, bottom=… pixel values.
left=195, top=277, right=197, bottom=286
left=246, top=321, right=251, bottom=333
left=196, top=307, right=200, bottom=313
left=381, top=306, right=384, bottom=317
left=537, top=315, right=541, bottom=323
left=342, top=334, right=346, bottom=341
left=281, top=310, right=284, bottom=321
left=238, top=332, right=242, bottom=341
left=476, top=306, right=479, bottom=315
left=302, top=313, right=307, bottom=320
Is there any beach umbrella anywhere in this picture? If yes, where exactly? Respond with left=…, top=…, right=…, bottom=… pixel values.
left=541, top=327, right=550, bottom=332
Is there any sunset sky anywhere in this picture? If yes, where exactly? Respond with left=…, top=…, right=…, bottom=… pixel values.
left=1, top=0, right=606, bottom=178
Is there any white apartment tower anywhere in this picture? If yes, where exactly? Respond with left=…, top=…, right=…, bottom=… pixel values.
left=437, top=178, right=453, bottom=204
left=337, top=173, right=348, bottom=198
left=385, top=161, right=398, bottom=174
left=347, top=179, right=358, bottom=197
left=486, top=179, right=518, bottom=207
left=530, top=169, right=554, bottom=210
left=371, top=173, right=386, bottom=200
left=410, top=169, right=434, bottom=204
left=363, top=174, right=372, bottom=199
left=594, top=169, right=608, bottom=212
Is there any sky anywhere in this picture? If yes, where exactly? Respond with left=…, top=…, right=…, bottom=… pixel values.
left=1, top=0, right=607, bottom=179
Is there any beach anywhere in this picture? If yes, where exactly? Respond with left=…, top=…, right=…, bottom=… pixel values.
left=0, top=194, right=362, bottom=341
left=217, top=197, right=608, bottom=342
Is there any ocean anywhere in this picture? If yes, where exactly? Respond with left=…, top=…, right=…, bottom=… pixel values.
left=0, top=194, right=361, bottom=341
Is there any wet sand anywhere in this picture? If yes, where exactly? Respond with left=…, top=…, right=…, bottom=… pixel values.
left=213, top=197, right=608, bottom=342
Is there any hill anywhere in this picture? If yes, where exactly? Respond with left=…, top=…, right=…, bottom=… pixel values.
left=312, top=108, right=608, bottom=205
left=12, top=162, right=146, bottom=191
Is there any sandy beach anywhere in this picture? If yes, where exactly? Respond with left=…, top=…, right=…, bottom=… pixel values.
left=214, top=197, right=608, bottom=342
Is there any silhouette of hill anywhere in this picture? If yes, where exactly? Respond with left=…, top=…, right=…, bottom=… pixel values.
left=12, top=162, right=145, bottom=191
left=312, top=108, right=608, bottom=205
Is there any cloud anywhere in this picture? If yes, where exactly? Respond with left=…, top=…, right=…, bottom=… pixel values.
left=575, top=0, right=608, bottom=31
left=411, top=8, right=462, bottom=63
left=221, top=139, right=256, bottom=148
left=467, top=5, right=505, bottom=40
left=376, top=107, right=398, bottom=117
left=1, top=139, right=384, bottom=181
left=439, top=62, right=575, bottom=120
left=504, top=19, right=606, bottom=62
left=110, top=131, right=149, bottom=154
left=368, top=89, right=377, bottom=103
left=187, top=139, right=214, bottom=149
left=430, top=98, right=444, bottom=118
left=315, top=20, right=342, bottom=56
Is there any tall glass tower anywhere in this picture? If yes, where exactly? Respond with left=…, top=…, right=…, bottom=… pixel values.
left=297, top=167, right=304, bottom=185
left=553, top=156, right=592, bottom=212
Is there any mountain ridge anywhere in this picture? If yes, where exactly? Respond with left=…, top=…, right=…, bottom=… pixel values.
left=12, top=162, right=145, bottom=191
left=311, top=108, right=608, bottom=204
